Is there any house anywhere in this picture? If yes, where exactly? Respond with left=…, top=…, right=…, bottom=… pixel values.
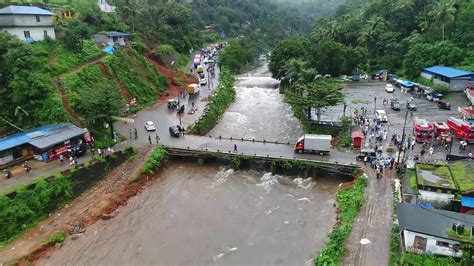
left=0, top=123, right=88, bottom=167
left=398, top=203, right=474, bottom=258
left=93, top=31, right=130, bottom=46
left=53, top=8, right=74, bottom=22
left=0, top=5, right=55, bottom=42
left=421, top=66, right=474, bottom=92
left=98, top=0, right=116, bottom=13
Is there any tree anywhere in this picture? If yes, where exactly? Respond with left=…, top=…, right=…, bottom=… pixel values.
left=429, top=0, right=457, bottom=40
left=62, top=20, right=90, bottom=53
left=269, top=36, right=309, bottom=79
left=290, top=80, right=345, bottom=121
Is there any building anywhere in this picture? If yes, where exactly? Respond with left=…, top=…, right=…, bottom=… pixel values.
left=93, top=31, right=130, bottom=46
left=53, top=8, right=74, bottom=22
left=98, top=0, right=116, bottom=13
left=421, top=66, right=474, bottom=92
left=0, top=123, right=88, bottom=168
left=0, top=5, right=55, bottom=42
left=398, top=203, right=474, bottom=258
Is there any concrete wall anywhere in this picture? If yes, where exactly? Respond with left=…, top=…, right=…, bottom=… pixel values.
left=421, top=72, right=433, bottom=80
left=450, top=78, right=470, bottom=92
left=403, top=230, right=462, bottom=258
left=0, top=26, right=55, bottom=41
left=0, top=14, right=53, bottom=27
left=93, top=34, right=126, bottom=46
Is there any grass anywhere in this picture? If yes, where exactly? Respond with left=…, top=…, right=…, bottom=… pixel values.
left=400, top=253, right=459, bottom=265
left=416, top=163, right=456, bottom=189
left=315, top=175, right=367, bottom=265
left=389, top=225, right=400, bottom=266
left=450, top=161, right=474, bottom=192
left=407, top=169, right=417, bottom=191
left=40, top=231, right=65, bottom=246
left=447, top=229, right=474, bottom=243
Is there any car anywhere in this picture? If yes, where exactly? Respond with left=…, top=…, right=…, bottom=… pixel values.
left=145, top=121, right=156, bottom=131
left=200, top=78, right=207, bottom=85
left=376, top=110, right=388, bottom=122
left=169, top=126, right=180, bottom=137
left=385, top=84, right=394, bottom=93
left=426, top=92, right=443, bottom=102
left=390, top=100, right=401, bottom=111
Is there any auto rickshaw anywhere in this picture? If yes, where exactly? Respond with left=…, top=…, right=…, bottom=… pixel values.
left=356, top=149, right=377, bottom=162
left=407, top=101, right=417, bottom=111
left=167, top=99, right=178, bottom=109
left=391, top=99, right=401, bottom=111
left=437, top=100, right=451, bottom=110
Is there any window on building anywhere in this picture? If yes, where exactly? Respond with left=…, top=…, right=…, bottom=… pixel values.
left=436, top=241, right=450, bottom=247
left=24, top=31, right=31, bottom=39
left=36, top=15, right=40, bottom=22
left=44, top=30, right=48, bottom=37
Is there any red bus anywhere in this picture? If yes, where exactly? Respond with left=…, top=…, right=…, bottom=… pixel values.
left=447, top=117, right=474, bottom=143
left=413, top=117, right=434, bottom=143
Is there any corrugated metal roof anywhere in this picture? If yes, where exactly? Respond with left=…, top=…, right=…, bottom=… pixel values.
left=0, top=5, right=54, bottom=15
left=97, top=31, right=130, bottom=37
left=400, top=81, right=415, bottom=88
left=0, top=123, right=86, bottom=152
left=423, top=66, right=473, bottom=79
left=461, top=197, right=474, bottom=208
left=398, top=203, right=474, bottom=239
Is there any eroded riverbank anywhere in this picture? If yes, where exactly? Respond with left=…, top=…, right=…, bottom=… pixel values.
left=43, top=162, right=342, bottom=265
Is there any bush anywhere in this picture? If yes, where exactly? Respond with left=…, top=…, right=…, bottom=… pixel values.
left=154, top=44, right=176, bottom=55
left=188, top=67, right=236, bottom=135
left=315, top=176, right=367, bottom=265
left=142, top=146, right=169, bottom=174
left=40, top=231, right=65, bottom=246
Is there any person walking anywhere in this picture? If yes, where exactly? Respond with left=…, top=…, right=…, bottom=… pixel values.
left=155, top=133, right=160, bottom=144
left=148, top=135, right=152, bottom=145
left=233, top=144, right=238, bottom=153
left=134, top=128, right=138, bottom=139
left=429, top=146, right=434, bottom=157
left=60, top=154, right=64, bottom=164
left=129, top=128, right=132, bottom=139
left=411, top=139, right=416, bottom=151
left=421, top=149, right=425, bottom=158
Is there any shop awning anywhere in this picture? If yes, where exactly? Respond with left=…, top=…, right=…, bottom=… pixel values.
left=29, top=125, right=87, bottom=149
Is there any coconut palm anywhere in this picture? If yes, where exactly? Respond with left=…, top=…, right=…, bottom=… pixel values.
left=428, top=0, right=457, bottom=40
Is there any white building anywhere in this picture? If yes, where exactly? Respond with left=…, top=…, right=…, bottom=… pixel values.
left=398, top=203, right=474, bottom=258
left=93, top=31, right=130, bottom=47
left=98, top=0, right=116, bottom=13
left=0, top=5, right=55, bottom=42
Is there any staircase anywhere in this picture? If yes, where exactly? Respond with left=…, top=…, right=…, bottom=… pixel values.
left=53, top=78, right=85, bottom=127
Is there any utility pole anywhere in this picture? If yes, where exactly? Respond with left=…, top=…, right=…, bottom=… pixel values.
left=397, top=108, right=410, bottom=169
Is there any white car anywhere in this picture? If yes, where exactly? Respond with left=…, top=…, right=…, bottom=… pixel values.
left=376, top=110, right=388, bottom=122
left=385, top=84, right=394, bottom=93
left=200, top=78, right=207, bottom=86
left=144, top=121, right=156, bottom=131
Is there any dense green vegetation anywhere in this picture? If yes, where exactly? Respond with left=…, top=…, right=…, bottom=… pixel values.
left=315, top=175, right=367, bottom=265
left=450, top=161, right=474, bottom=192
left=0, top=148, right=134, bottom=246
left=142, top=146, right=169, bottom=175
left=188, top=67, right=235, bottom=135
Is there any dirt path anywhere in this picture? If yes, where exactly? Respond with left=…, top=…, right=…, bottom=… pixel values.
left=0, top=147, right=155, bottom=264
left=341, top=166, right=393, bottom=266
left=58, top=57, right=104, bottom=79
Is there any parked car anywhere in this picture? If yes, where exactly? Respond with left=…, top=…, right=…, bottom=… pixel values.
left=356, top=149, right=377, bottom=161
left=376, top=110, right=388, bottom=122
left=407, top=101, right=417, bottom=111
left=391, top=100, right=401, bottom=111
left=385, top=84, right=394, bottom=93
left=145, top=121, right=156, bottom=131
left=169, top=126, right=180, bottom=137
left=426, top=92, right=443, bottom=102
left=437, top=100, right=451, bottom=110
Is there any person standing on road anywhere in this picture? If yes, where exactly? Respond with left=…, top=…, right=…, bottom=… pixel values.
left=129, top=129, right=132, bottom=139
left=148, top=135, right=152, bottom=145
left=155, top=133, right=160, bottom=144
left=429, top=146, right=434, bottom=157
left=60, top=154, right=64, bottom=164
left=134, top=128, right=138, bottom=139
left=411, top=139, right=416, bottom=150
left=233, top=144, right=238, bottom=153
left=421, top=149, right=425, bottom=158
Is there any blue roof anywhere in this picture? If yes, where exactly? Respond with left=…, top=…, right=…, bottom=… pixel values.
left=423, top=66, right=473, bottom=79
left=0, top=123, right=86, bottom=152
left=461, top=196, right=474, bottom=208
left=400, top=81, right=415, bottom=88
left=98, top=31, right=130, bottom=37
left=0, top=5, right=53, bottom=15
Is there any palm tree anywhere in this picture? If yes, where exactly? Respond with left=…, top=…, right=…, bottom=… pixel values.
left=428, top=0, right=457, bottom=40
left=122, top=0, right=146, bottom=31
left=393, top=0, right=415, bottom=10
left=357, top=15, right=385, bottom=47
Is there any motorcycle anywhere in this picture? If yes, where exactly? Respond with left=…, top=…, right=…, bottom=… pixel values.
left=4, top=169, right=12, bottom=179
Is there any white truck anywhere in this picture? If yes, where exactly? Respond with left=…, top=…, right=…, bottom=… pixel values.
left=294, top=134, right=332, bottom=155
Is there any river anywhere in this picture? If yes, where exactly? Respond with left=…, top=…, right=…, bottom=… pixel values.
left=43, top=162, right=341, bottom=266
left=208, top=59, right=303, bottom=142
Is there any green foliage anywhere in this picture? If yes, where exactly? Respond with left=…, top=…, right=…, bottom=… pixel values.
left=450, top=161, right=474, bottom=192
left=337, top=116, right=351, bottom=149
left=389, top=225, right=400, bottom=266
left=400, top=253, right=459, bottom=266
left=40, top=231, right=66, bottom=246
left=61, top=19, right=91, bottom=53
left=50, top=40, right=103, bottom=76
left=142, top=146, right=168, bottom=174
left=408, top=169, right=418, bottom=190
left=315, top=176, right=367, bottom=265
left=231, top=157, right=242, bottom=170
left=269, top=36, right=309, bottom=79
left=188, top=67, right=236, bottom=135
left=155, top=44, right=176, bottom=55
left=386, top=147, right=396, bottom=154
left=220, top=37, right=262, bottom=73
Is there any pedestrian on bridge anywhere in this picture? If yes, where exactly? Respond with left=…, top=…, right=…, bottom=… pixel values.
left=233, top=144, right=238, bottom=153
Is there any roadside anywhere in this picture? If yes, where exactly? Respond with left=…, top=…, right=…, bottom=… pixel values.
left=0, top=147, right=154, bottom=264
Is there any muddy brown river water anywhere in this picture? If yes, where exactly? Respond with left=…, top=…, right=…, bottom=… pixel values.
left=43, top=162, right=342, bottom=265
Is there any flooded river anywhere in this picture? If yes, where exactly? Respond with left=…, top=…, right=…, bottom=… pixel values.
left=208, top=60, right=303, bottom=142
left=44, top=162, right=341, bottom=265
